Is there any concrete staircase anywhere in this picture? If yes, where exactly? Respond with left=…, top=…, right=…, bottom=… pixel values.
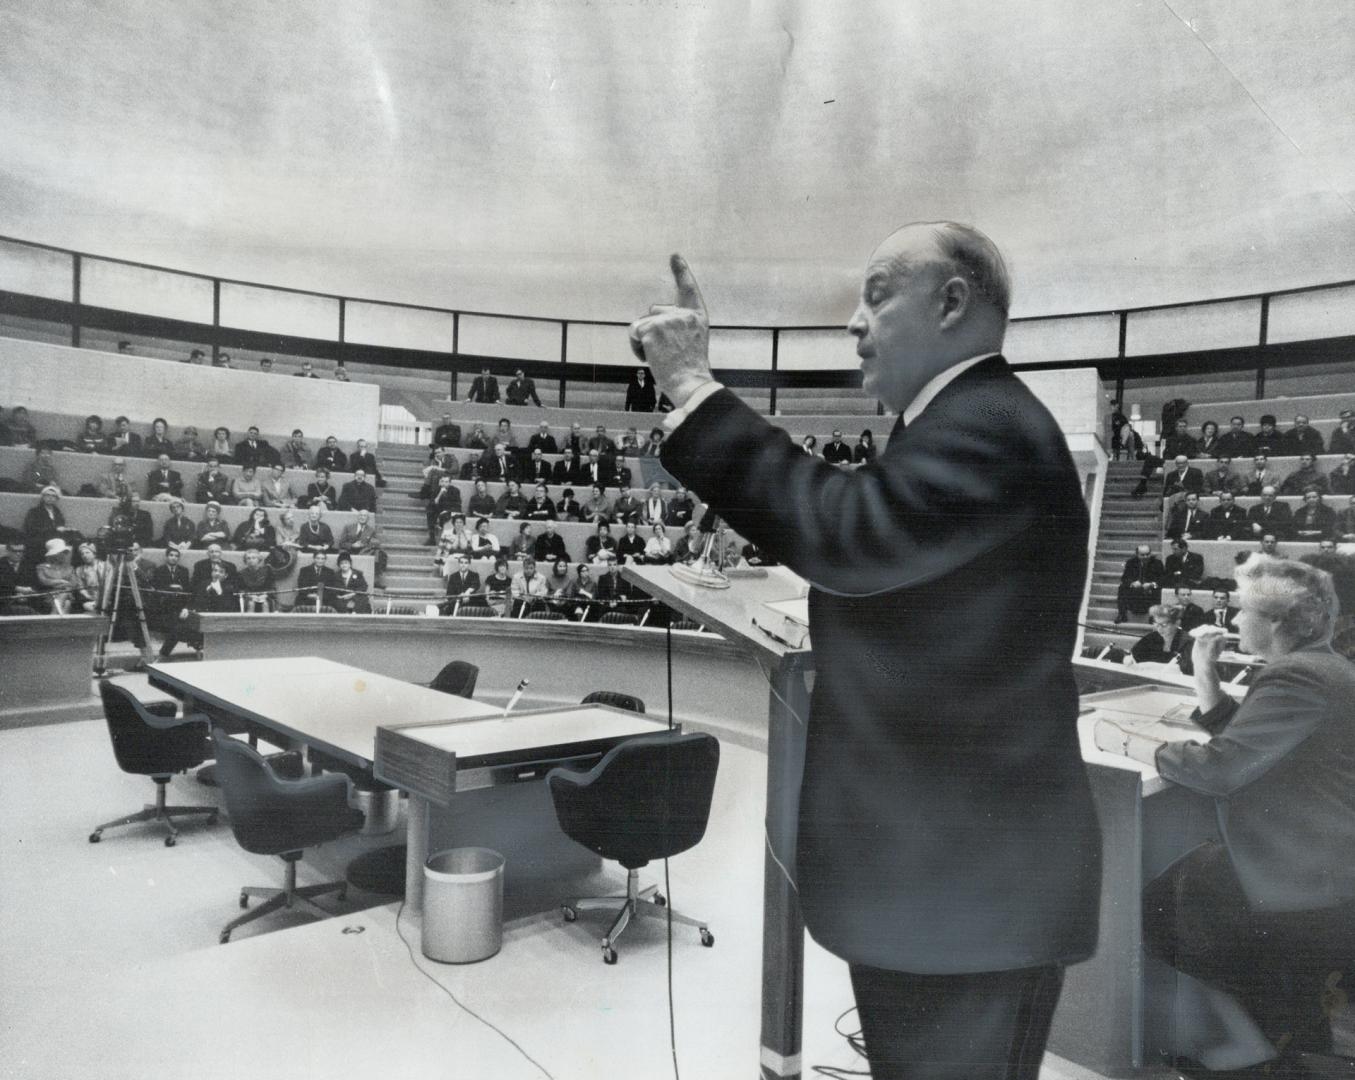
left=1083, top=461, right=1164, bottom=654
left=373, top=445, right=448, bottom=608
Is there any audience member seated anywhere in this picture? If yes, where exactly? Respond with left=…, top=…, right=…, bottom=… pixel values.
left=625, top=367, right=657, bottom=413
left=157, top=563, right=208, bottom=657
left=1170, top=586, right=1206, bottom=631
left=232, top=507, right=277, bottom=551
left=1165, top=492, right=1208, bottom=542
left=1246, top=486, right=1293, bottom=540
left=190, top=545, right=239, bottom=591
left=193, top=502, right=232, bottom=549
left=74, top=415, right=105, bottom=454
left=586, top=425, right=617, bottom=457
left=664, top=487, right=696, bottom=528
left=641, top=483, right=666, bottom=527
left=464, top=422, right=489, bottom=451
left=293, top=359, right=319, bottom=378
left=173, top=425, right=206, bottom=462
left=510, top=556, right=548, bottom=614
left=1291, top=490, right=1338, bottom=543
left=466, top=366, right=500, bottom=404
left=69, top=542, right=104, bottom=613
left=528, top=421, right=558, bottom=455
left=294, top=551, right=338, bottom=611
left=821, top=430, right=853, bottom=465
left=505, top=368, right=542, bottom=407
left=1279, top=453, right=1328, bottom=496
left=580, top=448, right=615, bottom=489
left=453, top=478, right=488, bottom=519
left=349, top=439, right=384, bottom=487
left=494, top=479, right=528, bottom=520
left=1164, top=538, right=1205, bottom=589
left=98, top=457, right=132, bottom=501
left=586, top=522, right=617, bottom=562
left=1116, top=543, right=1164, bottom=624
left=563, top=421, right=585, bottom=457
left=1204, top=456, right=1244, bottom=497
left=143, top=418, right=175, bottom=460
left=1338, top=495, right=1355, bottom=542
left=1129, top=604, right=1194, bottom=675
left=208, top=427, right=235, bottom=463
left=508, top=522, right=535, bottom=561
left=1252, top=415, right=1282, bottom=456
left=592, top=550, right=630, bottom=611
left=273, top=510, right=300, bottom=573
left=297, top=506, right=335, bottom=554
left=524, top=482, right=557, bottom=520
left=1162, top=455, right=1204, bottom=498
left=435, top=514, right=474, bottom=567
left=237, top=549, right=278, bottom=613
left=260, top=463, right=297, bottom=508
left=442, top=554, right=481, bottom=613
left=337, top=508, right=386, bottom=586
left=34, top=538, right=76, bottom=614
left=532, top=519, right=568, bottom=564
left=524, top=448, right=552, bottom=485
left=1194, top=420, right=1220, bottom=459
left=315, top=436, right=347, bottom=473
left=616, top=521, right=646, bottom=564
left=564, top=563, right=595, bottom=617
left=432, top=413, right=462, bottom=449
left=1258, top=534, right=1283, bottom=558
left=1161, top=419, right=1198, bottom=460
left=302, top=468, right=337, bottom=511
left=470, top=518, right=500, bottom=556
left=23, top=448, right=63, bottom=494
left=231, top=465, right=264, bottom=507
left=195, top=458, right=233, bottom=505
left=854, top=429, right=877, bottom=464
left=0, top=539, right=38, bottom=615
left=553, top=447, right=581, bottom=486
left=1329, top=409, right=1355, bottom=455
left=1207, top=491, right=1248, bottom=541
left=235, top=426, right=280, bottom=469
left=109, top=494, right=154, bottom=548
left=338, top=469, right=378, bottom=513
left=543, top=557, right=573, bottom=606
left=645, top=523, right=673, bottom=564
left=331, top=553, right=371, bottom=614
left=5, top=407, right=37, bottom=448
left=640, top=427, right=666, bottom=459
left=483, top=557, right=512, bottom=615
left=1242, top=454, right=1275, bottom=496
left=619, top=427, right=641, bottom=457
left=480, top=442, right=518, bottom=484
left=1327, top=451, right=1355, bottom=497
left=1204, top=587, right=1239, bottom=631
left=1281, top=413, right=1326, bottom=457
left=611, top=488, right=643, bottom=526
left=556, top=488, right=582, bottom=522
left=22, top=486, right=70, bottom=553
left=282, top=429, right=312, bottom=469
left=672, top=522, right=703, bottom=564
left=145, top=454, right=183, bottom=501
left=583, top=484, right=611, bottom=526
left=185, top=348, right=206, bottom=365
left=149, top=546, right=192, bottom=634
left=1213, top=415, right=1255, bottom=459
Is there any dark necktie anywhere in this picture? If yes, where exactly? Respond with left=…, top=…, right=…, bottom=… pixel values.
left=1216, top=610, right=1225, bottom=626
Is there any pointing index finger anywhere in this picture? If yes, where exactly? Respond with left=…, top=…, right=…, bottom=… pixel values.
left=670, top=253, right=707, bottom=315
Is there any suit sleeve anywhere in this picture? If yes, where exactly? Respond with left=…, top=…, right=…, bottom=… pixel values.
left=659, top=388, right=1041, bottom=597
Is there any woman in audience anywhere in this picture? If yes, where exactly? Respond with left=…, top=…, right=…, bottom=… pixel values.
left=470, top=517, right=500, bottom=556
left=645, top=522, right=673, bottom=564
left=194, top=457, right=233, bottom=504
left=208, top=427, right=234, bottom=462
left=1197, top=419, right=1220, bottom=459
left=237, top=548, right=277, bottom=613
left=303, top=467, right=337, bottom=511
left=269, top=509, right=300, bottom=574
left=483, top=557, right=512, bottom=616
left=75, top=415, right=105, bottom=454
left=6, top=406, right=37, bottom=447
left=585, top=521, right=617, bottom=562
left=583, top=484, right=611, bottom=525
left=194, top=501, right=232, bottom=549
left=544, top=556, right=573, bottom=603
left=230, top=464, right=264, bottom=507
left=332, top=553, right=369, bottom=613
left=173, top=425, right=206, bottom=462
left=800, top=434, right=818, bottom=457
left=525, top=482, right=556, bottom=520
left=35, top=538, right=76, bottom=615
left=297, top=505, right=335, bottom=554
left=620, top=427, right=642, bottom=457
left=160, top=498, right=196, bottom=551
left=494, top=479, right=527, bottom=519
left=465, top=478, right=495, bottom=517
left=70, top=542, right=105, bottom=612
left=642, top=482, right=666, bottom=526
left=233, top=507, right=276, bottom=551
left=565, top=563, right=595, bottom=617
left=1129, top=604, right=1194, bottom=675
left=509, top=522, right=535, bottom=560
left=436, top=513, right=475, bottom=567
left=556, top=487, right=582, bottom=522
left=464, top=423, right=489, bottom=451
left=22, top=486, right=68, bottom=552
left=23, top=448, right=63, bottom=494
left=640, top=427, right=665, bottom=458
left=673, top=521, right=704, bottom=564
left=854, top=429, right=877, bottom=465
left=142, top=418, right=174, bottom=459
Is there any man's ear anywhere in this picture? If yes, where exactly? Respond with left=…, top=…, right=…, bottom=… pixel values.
left=938, top=276, right=971, bottom=328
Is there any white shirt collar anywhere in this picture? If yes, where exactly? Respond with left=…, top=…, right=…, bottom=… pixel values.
left=901, top=352, right=999, bottom=427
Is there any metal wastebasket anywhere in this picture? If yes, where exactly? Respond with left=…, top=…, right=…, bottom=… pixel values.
left=422, top=847, right=505, bottom=964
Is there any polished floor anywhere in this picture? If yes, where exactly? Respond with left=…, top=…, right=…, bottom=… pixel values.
left=0, top=699, right=1130, bottom=1080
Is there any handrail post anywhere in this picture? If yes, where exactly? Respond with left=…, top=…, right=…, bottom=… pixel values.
left=559, top=321, right=568, bottom=407
left=211, top=280, right=221, bottom=365
left=70, top=253, right=82, bottom=348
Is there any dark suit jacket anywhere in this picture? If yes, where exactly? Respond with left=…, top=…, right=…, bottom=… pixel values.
left=1207, top=504, right=1249, bottom=541
left=235, top=439, right=280, bottom=468
left=552, top=459, right=583, bottom=485
left=146, top=468, right=183, bottom=499
left=505, top=377, right=542, bottom=406
left=444, top=570, right=482, bottom=598
left=337, top=481, right=378, bottom=513
left=1164, top=551, right=1205, bottom=588
left=1204, top=605, right=1239, bottom=631
left=315, top=447, right=348, bottom=473
left=467, top=375, right=500, bottom=403
left=1165, top=503, right=1209, bottom=541
left=349, top=451, right=381, bottom=478
left=1246, top=501, right=1293, bottom=539
left=1162, top=466, right=1205, bottom=498
left=660, top=358, right=1100, bottom=973
left=295, top=565, right=340, bottom=608
left=821, top=440, right=853, bottom=465
left=1157, top=646, right=1355, bottom=910
left=1213, top=430, right=1255, bottom=459
left=625, top=379, right=657, bottom=413
left=190, top=560, right=239, bottom=591
left=432, top=423, right=462, bottom=448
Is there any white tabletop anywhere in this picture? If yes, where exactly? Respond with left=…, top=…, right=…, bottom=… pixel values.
left=394, top=705, right=669, bottom=766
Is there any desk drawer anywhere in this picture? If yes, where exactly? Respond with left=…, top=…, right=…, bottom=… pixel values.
left=456, top=752, right=603, bottom=792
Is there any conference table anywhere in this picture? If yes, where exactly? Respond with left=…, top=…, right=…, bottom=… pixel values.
left=147, top=657, right=670, bottom=909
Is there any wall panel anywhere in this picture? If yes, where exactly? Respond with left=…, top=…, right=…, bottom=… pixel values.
left=0, top=241, right=73, bottom=301
left=81, top=259, right=213, bottom=323
left=1005, top=314, right=1120, bottom=366
left=1125, top=299, right=1261, bottom=356
left=459, top=314, right=560, bottom=362
left=777, top=328, right=855, bottom=372
left=219, top=282, right=339, bottom=340
left=1266, top=284, right=1355, bottom=344
left=346, top=302, right=456, bottom=352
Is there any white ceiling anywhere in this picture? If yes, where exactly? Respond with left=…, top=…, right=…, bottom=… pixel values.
left=2, top=0, right=1354, bottom=327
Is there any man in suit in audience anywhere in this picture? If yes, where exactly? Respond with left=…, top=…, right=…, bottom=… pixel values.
left=337, top=469, right=378, bottom=513
left=475, top=442, right=514, bottom=484
left=610, top=487, right=644, bottom=526
left=1165, top=491, right=1209, bottom=541
left=1163, top=418, right=1199, bottom=460
left=235, top=426, right=280, bottom=469
left=587, top=425, right=617, bottom=457
left=821, top=429, right=854, bottom=465
left=552, top=447, right=582, bottom=486
left=149, top=546, right=193, bottom=633
left=1281, top=414, right=1325, bottom=457
left=563, top=421, right=586, bottom=458
left=581, top=448, right=614, bottom=489
left=442, top=553, right=482, bottom=613
left=337, top=508, right=386, bottom=586
left=348, top=439, right=385, bottom=487
left=1329, top=409, right=1355, bottom=455
left=294, top=360, right=320, bottom=378
left=1205, top=588, right=1239, bottom=631
left=533, top=519, right=569, bottom=564
left=103, top=416, right=142, bottom=456
left=294, top=551, right=339, bottom=609
left=315, top=436, right=348, bottom=473
left=528, top=421, right=558, bottom=455
left=1162, top=454, right=1204, bottom=498
left=524, top=448, right=553, bottom=484
left=145, top=454, right=183, bottom=501
left=1242, top=454, right=1275, bottom=496
left=0, top=539, right=38, bottom=615
left=663, top=486, right=697, bottom=528
left=1279, top=453, right=1328, bottom=496
left=1291, top=489, right=1338, bottom=543
left=1213, top=416, right=1255, bottom=460
left=466, top=366, right=500, bottom=403
left=425, top=475, right=463, bottom=545
left=432, top=413, right=463, bottom=449
left=1247, top=485, right=1293, bottom=540
left=1163, top=538, right=1205, bottom=590
left=283, top=429, right=312, bottom=469
left=505, top=368, right=543, bottom=407
left=1204, top=456, right=1244, bottom=497
left=1335, top=495, right=1355, bottom=541
left=189, top=544, right=239, bottom=591
left=1329, top=451, right=1355, bottom=496
left=634, top=230, right=1099, bottom=1079
left=1172, top=586, right=1207, bottom=632
left=1207, top=491, right=1248, bottom=540
left=260, top=464, right=297, bottom=508
left=195, top=458, right=233, bottom=505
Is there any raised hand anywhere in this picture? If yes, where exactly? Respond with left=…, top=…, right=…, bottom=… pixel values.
left=628, top=254, right=715, bottom=409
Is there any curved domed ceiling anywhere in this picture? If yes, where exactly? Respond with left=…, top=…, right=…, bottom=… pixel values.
left=2, top=0, right=1354, bottom=325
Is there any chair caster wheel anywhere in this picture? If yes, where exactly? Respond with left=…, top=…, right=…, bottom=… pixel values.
left=89, top=832, right=101, bottom=843
left=164, top=835, right=176, bottom=847
left=562, top=905, right=577, bottom=923
left=700, top=928, right=714, bottom=947
left=219, top=931, right=231, bottom=945
left=653, top=893, right=666, bottom=907
left=602, top=946, right=617, bottom=965
left=239, top=892, right=249, bottom=909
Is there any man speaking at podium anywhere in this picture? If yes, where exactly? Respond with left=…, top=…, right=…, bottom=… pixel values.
left=631, top=223, right=1101, bottom=1079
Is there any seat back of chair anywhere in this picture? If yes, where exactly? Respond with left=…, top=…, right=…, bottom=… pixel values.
left=99, top=680, right=206, bottom=777
left=548, top=732, right=719, bottom=869
left=581, top=690, right=646, bottom=714
left=430, top=660, right=479, bottom=698
left=599, top=611, right=639, bottom=625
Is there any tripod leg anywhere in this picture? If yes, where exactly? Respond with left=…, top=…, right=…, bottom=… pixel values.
left=124, top=568, right=154, bottom=662
left=92, top=557, right=125, bottom=676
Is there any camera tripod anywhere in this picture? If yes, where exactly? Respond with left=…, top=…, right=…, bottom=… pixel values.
left=92, top=550, right=154, bottom=678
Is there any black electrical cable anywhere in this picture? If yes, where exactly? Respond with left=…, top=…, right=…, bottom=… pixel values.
left=664, top=619, right=681, bottom=1080
left=809, top=1005, right=871, bottom=1078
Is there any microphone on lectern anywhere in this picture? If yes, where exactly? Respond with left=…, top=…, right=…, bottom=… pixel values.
left=670, top=509, right=731, bottom=590
left=504, top=678, right=529, bottom=717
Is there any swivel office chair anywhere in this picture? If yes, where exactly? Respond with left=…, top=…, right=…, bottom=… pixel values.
left=598, top=611, right=639, bottom=626
left=548, top=731, right=719, bottom=963
left=211, top=731, right=365, bottom=944
left=581, top=690, right=646, bottom=715
left=90, top=681, right=218, bottom=847
left=429, top=660, right=479, bottom=698
left=456, top=604, right=497, bottom=618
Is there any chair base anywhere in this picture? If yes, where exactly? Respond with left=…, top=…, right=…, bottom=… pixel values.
left=561, top=867, right=713, bottom=964
left=220, top=854, right=347, bottom=944
left=89, top=777, right=217, bottom=847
